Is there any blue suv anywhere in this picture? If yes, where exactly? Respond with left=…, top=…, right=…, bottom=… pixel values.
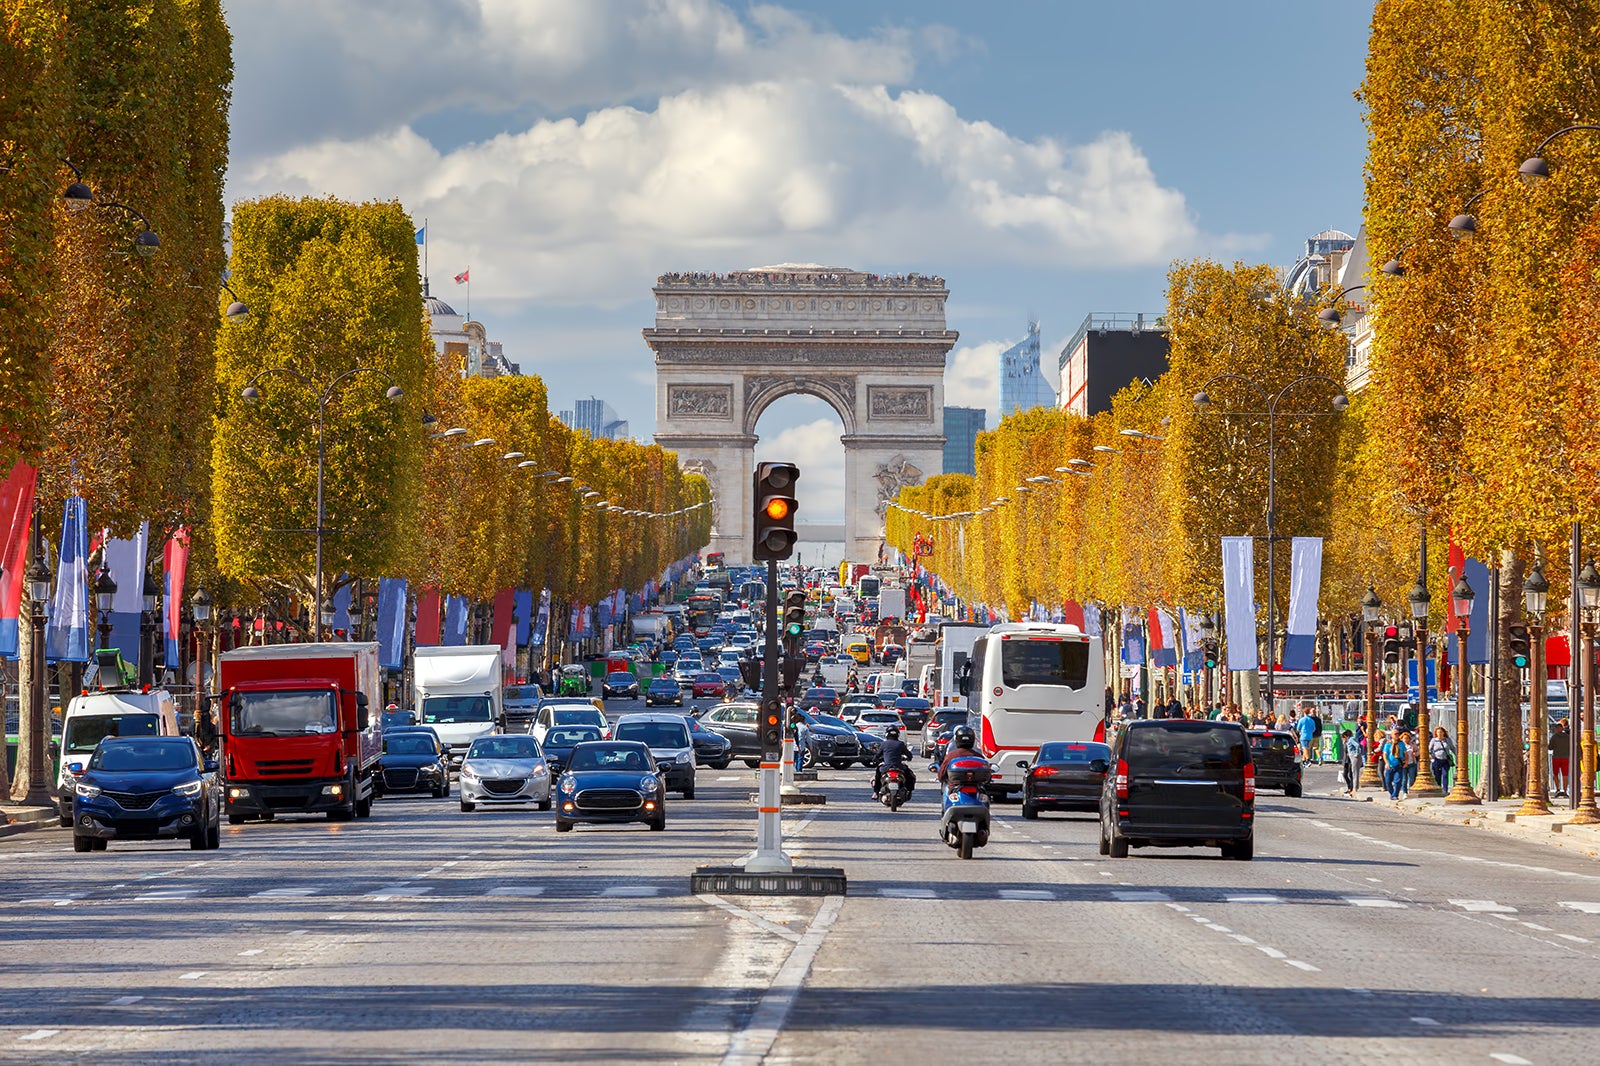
left=70, top=736, right=222, bottom=852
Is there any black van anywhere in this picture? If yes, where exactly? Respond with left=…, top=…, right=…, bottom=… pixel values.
left=1099, top=719, right=1255, bottom=861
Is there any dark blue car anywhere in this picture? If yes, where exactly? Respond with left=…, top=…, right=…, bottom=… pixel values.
left=541, top=724, right=605, bottom=775
left=376, top=728, right=450, bottom=798
left=554, top=741, right=666, bottom=832
left=71, top=736, right=221, bottom=852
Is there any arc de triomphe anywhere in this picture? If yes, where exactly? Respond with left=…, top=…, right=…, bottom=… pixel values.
left=646, top=265, right=958, bottom=565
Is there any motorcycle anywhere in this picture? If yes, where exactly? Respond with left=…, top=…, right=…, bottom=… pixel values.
left=931, top=756, right=992, bottom=859
left=877, top=766, right=912, bottom=811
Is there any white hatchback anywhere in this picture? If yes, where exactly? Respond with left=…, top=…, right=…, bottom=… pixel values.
left=855, top=710, right=904, bottom=739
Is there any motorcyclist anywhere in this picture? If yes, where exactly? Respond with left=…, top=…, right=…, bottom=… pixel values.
left=873, top=725, right=915, bottom=797
left=938, top=724, right=984, bottom=784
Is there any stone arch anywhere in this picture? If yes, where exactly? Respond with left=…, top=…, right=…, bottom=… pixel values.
left=741, top=374, right=858, bottom=437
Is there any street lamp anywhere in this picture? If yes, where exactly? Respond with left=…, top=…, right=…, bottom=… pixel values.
left=21, top=549, right=54, bottom=806
left=191, top=588, right=215, bottom=752
left=1409, top=574, right=1441, bottom=796
left=140, top=567, right=161, bottom=686
left=220, top=280, right=249, bottom=322
left=1445, top=575, right=1482, bottom=804
left=240, top=366, right=404, bottom=641
left=1519, top=561, right=1552, bottom=816
left=1571, top=561, right=1600, bottom=824
left=95, top=567, right=118, bottom=651
left=1517, top=124, right=1600, bottom=183
left=1317, top=285, right=1367, bottom=328
left=1194, top=373, right=1348, bottom=718
left=1361, top=586, right=1384, bottom=788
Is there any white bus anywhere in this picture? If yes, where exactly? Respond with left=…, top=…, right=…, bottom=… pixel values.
left=963, top=622, right=1106, bottom=799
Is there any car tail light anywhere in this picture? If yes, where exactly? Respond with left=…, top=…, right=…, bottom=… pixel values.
left=1032, top=767, right=1057, bottom=778
left=1243, top=762, right=1256, bottom=802
left=1114, top=759, right=1129, bottom=799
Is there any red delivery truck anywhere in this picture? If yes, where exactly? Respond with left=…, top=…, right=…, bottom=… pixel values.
left=218, top=642, right=383, bottom=824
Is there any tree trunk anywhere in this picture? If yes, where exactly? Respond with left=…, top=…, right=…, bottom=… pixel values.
left=1497, top=551, right=1527, bottom=797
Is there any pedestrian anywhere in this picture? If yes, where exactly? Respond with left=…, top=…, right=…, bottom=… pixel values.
left=1374, top=728, right=1390, bottom=794
left=1382, top=731, right=1409, bottom=800
left=1297, top=704, right=1319, bottom=765
left=1130, top=694, right=1147, bottom=720
left=1551, top=720, right=1571, bottom=797
left=1429, top=726, right=1455, bottom=792
left=1342, top=727, right=1364, bottom=797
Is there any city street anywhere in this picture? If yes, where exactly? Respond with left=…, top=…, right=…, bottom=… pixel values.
left=3, top=737, right=1599, bottom=1064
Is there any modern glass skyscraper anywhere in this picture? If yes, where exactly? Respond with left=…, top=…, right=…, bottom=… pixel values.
left=941, top=406, right=985, bottom=476
left=998, top=321, right=1055, bottom=417
left=560, top=397, right=630, bottom=441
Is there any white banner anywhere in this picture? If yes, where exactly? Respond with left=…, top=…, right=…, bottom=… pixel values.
left=1283, top=537, right=1323, bottom=670
left=1221, top=536, right=1258, bottom=672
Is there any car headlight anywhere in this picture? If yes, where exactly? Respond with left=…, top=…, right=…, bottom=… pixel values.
left=560, top=776, right=575, bottom=794
left=460, top=766, right=478, bottom=780
left=173, top=780, right=204, bottom=797
left=640, top=775, right=658, bottom=791
left=76, top=782, right=102, bottom=799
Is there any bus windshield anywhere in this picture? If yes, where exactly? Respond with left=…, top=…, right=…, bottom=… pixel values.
left=1001, top=639, right=1089, bottom=690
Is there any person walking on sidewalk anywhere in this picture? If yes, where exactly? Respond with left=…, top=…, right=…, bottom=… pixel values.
left=1383, top=731, right=1409, bottom=800
left=1402, top=730, right=1420, bottom=794
left=1342, top=725, right=1365, bottom=796
left=1550, top=720, right=1571, bottom=798
left=1297, top=704, right=1320, bottom=765
left=1429, top=726, right=1456, bottom=792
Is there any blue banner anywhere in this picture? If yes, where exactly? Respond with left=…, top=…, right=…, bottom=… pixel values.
left=531, top=590, right=550, bottom=647
left=443, top=595, right=469, bottom=646
left=101, top=522, right=149, bottom=669
left=514, top=589, right=534, bottom=646
left=376, top=578, right=407, bottom=670
left=330, top=580, right=352, bottom=635
left=1446, top=556, right=1492, bottom=666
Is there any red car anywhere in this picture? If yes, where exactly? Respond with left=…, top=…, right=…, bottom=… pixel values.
left=691, top=672, right=727, bottom=698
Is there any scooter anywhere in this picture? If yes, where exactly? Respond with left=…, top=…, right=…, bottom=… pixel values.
left=877, top=766, right=913, bottom=811
left=931, top=756, right=991, bottom=859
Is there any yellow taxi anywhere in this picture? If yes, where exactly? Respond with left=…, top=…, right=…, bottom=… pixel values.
left=844, top=639, right=872, bottom=665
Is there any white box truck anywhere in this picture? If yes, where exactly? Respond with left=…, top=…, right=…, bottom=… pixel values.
left=413, top=645, right=506, bottom=768
left=937, top=622, right=990, bottom=708
left=877, top=586, right=908, bottom=623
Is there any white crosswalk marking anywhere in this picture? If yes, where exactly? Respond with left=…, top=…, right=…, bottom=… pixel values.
left=1111, top=889, right=1170, bottom=902
left=135, top=889, right=198, bottom=901
left=880, top=887, right=936, bottom=899
left=1347, top=897, right=1406, bottom=908
left=1450, top=899, right=1516, bottom=913
left=1225, top=895, right=1283, bottom=904
left=487, top=886, right=547, bottom=897
left=1558, top=901, right=1600, bottom=914
left=368, top=885, right=433, bottom=900
left=253, top=887, right=317, bottom=897
left=998, top=889, right=1054, bottom=900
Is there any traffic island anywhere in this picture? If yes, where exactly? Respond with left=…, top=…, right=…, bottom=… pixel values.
left=748, top=790, right=827, bottom=805
left=690, top=865, right=847, bottom=896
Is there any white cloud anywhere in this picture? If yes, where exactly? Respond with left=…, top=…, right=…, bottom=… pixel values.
left=754, top=417, right=846, bottom=522
left=236, top=81, right=1201, bottom=307
left=945, top=340, right=1004, bottom=427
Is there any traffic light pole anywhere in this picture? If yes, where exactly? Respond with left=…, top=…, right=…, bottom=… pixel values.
left=739, top=557, right=791, bottom=874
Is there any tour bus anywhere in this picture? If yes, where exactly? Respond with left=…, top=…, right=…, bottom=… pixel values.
left=963, top=621, right=1106, bottom=799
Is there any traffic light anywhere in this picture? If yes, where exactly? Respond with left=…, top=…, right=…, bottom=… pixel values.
left=1508, top=624, right=1531, bottom=669
left=1382, top=625, right=1401, bottom=664
left=783, top=590, right=807, bottom=652
left=760, top=699, right=784, bottom=752
left=752, top=462, right=799, bottom=560
left=781, top=655, right=805, bottom=695
left=738, top=658, right=762, bottom=692
left=1203, top=639, right=1219, bottom=670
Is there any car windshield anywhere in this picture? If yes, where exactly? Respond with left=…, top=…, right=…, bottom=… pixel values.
left=546, top=726, right=602, bottom=747
left=1250, top=734, right=1297, bottom=753
left=1126, top=724, right=1248, bottom=773
left=422, top=696, right=493, bottom=725
left=468, top=735, right=542, bottom=760
left=384, top=735, right=436, bottom=756
left=552, top=709, right=599, bottom=724
left=862, top=713, right=899, bottom=724
left=1038, top=742, right=1110, bottom=763
left=615, top=722, right=690, bottom=748
left=650, top=680, right=679, bottom=691
left=606, top=672, right=633, bottom=681
left=568, top=744, right=651, bottom=772
left=90, top=739, right=195, bottom=773
left=64, top=713, right=159, bottom=754
left=231, top=691, right=338, bottom=736
left=505, top=686, right=541, bottom=701
left=1000, top=639, right=1090, bottom=689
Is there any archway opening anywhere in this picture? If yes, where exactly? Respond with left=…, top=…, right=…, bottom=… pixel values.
left=752, top=393, right=847, bottom=571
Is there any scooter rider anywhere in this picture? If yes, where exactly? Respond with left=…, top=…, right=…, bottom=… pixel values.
left=873, top=725, right=915, bottom=797
left=938, top=725, right=983, bottom=783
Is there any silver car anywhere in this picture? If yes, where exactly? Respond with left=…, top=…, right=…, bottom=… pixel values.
left=458, top=733, right=552, bottom=812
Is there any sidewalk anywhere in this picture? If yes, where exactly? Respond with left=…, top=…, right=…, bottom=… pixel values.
left=1330, top=785, right=1600, bottom=860
left=0, top=802, right=61, bottom=839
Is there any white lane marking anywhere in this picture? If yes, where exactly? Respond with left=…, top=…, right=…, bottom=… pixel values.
left=879, top=887, right=936, bottom=899
left=1451, top=899, right=1516, bottom=913
left=1112, top=890, right=1170, bottom=902
left=106, top=995, right=142, bottom=1006
left=1348, top=897, right=1407, bottom=908
left=721, top=895, right=842, bottom=1066
left=1346, top=987, right=1373, bottom=996
left=697, top=893, right=804, bottom=944
left=367, top=886, right=433, bottom=900
left=1255, top=946, right=1287, bottom=959
left=1557, top=933, right=1592, bottom=943
left=1366, top=877, right=1382, bottom=882
left=19, top=894, right=84, bottom=905
left=1559, top=901, right=1600, bottom=914
left=135, top=889, right=198, bottom=900
left=1521, top=922, right=1553, bottom=932
left=1098, top=871, right=1114, bottom=877
left=1310, top=820, right=1332, bottom=827
left=600, top=885, right=660, bottom=897
left=237, top=949, right=264, bottom=957
left=1229, top=934, right=1257, bottom=944
left=998, top=889, right=1054, bottom=901
left=1225, top=894, right=1283, bottom=904
left=486, top=886, right=546, bottom=897
left=252, top=887, right=316, bottom=897
left=1490, top=914, right=1518, bottom=923
left=1285, top=960, right=1320, bottom=972
left=1204, top=924, right=1232, bottom=933
left=1490, top=1055, right=1533, bottom=1065
left=178, top=971, right=207, bottom=980
left=1411, top=1016, right=1440, bottom=1026
left=1165, top=903, right=1192, bottom=912
left=442, top=860, right=459, bottom=867
left=17, top=1030, right=59, bottom=1042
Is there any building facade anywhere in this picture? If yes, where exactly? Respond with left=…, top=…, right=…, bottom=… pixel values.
left=424, top=290, right=519, bottom=378
left=560, top=397, right=630, bottom=441
left=998, top=320, right=1055, bottom=417
left=941, top=406, right=985, bottom=476
left=1057, top=313, right=1171, bottom=417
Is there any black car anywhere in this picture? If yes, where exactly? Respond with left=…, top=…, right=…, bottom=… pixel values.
left=1100, top=720, right=1255, bottom=861
left=541, top=724, right=604, bottom=776
left=696, top=702, right=764, bottom=767
left=923, top=709, right=969, bottom=757
left=682, top=716, right=733, bottom=769
left=70, top=736, right=222, bottom=852
left=645, top=678, right=685, bottom=706
left=602, top=671, right=641, bottom=700
left=377, top=729, right=450, bottom=798
left=554, top=741, right=666, bottom=831
left=1247, top=730, right=1304, bottom=797
left=799, top=687, right=841, bottom=714
left=1020, top=741, right=1111, bottom=817
left=792, top=708, right=861, bottom=769
left=893, top=697, right=932, bottom=732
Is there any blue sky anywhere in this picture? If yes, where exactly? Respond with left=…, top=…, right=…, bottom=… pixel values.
left=224, top=1, right=1372, bottom=520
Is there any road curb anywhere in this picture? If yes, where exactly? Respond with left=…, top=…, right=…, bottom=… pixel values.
left=0, top=805, right=61, bottom=839
left=1331, top=787, right=1600, bottom=861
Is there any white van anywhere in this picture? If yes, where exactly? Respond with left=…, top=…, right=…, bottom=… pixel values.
left=57, top=687, right=181, bottom=824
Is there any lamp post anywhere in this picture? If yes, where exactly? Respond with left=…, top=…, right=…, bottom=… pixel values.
left=1445, top=575, right=1482, bottom=804
left=140, top=567, right=160, bottom=686
left=21, top=551, right=55, bottom=806
left=95, top=568, right=118, bottom=652
left=1519, top=562, right=1552, bottom=816
left=1409, top=574, right=1441, bottom=795
left=191, top=588, right=214, bottom=753
left=240, top=367, right=403, bottom=642
left=1571, top=562, right=1600, bottom=824
left=1361, top=586, right=1384, bottom=788
left=1194, top=374, right=1348, bottom=718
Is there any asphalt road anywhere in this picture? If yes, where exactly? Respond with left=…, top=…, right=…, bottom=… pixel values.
left=3, top=683, right=1598, bottom=1063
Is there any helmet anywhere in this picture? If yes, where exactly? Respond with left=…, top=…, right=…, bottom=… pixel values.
left=952, top=725, right=976, bottom=749
left=885, top=725, right=900, bottom=739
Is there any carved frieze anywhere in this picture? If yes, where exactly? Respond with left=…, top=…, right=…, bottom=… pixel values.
left=873, top=455, right=925, bottom=516
left=867, top=385, right=933, bottom=421
left=666, top=384, right=733, bottom=420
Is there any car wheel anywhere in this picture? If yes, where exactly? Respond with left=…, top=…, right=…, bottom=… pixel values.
left=328, top=806, right=354, bottom=822
left=91, top=838, right=107, bottom=851
left=73, top=835, right=93, bottom=853
left=709, top=760, right=730, bottom=770
left=682, top=784, right=695, bottom=799
left=554, top=818, right=572, bottom=833
left=1285, top=782, right=1302, bottom=798
left=743, top=759, right=760, bottom=769
left=208, top=822, right=222, bottom=849
left=1226, top=838, right=1254, bottom=861
left=355, top=795, right=372, bottom=818
left=1098, top=819, right=1110, bottom=855
left=828, top=759, right=852, bottom=770
left=190, top=828, right=207, bottom=850
left=538, top=799, right=552, bottom=812
left=1108, top=825, right=1129, bottom=858
left=1021, top=801, right=1039, bottom=820
left=460, top=800, right=475, bottom=813
left=228, top=814, right=246, bottom=826
left=649, top=816, right=666, bottom=831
